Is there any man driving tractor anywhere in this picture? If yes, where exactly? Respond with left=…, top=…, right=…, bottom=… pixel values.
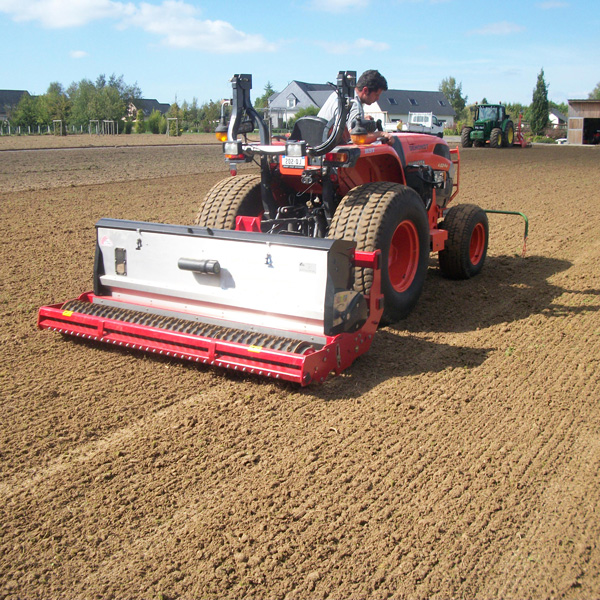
left=318, top=69, right=394, bottom=145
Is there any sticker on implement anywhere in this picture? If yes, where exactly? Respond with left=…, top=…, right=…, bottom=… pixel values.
left=299, top=262, right=317, bottom=274
left=248, top=345, right=263, bottom=353
left=62, top=310, right=74, bottom=317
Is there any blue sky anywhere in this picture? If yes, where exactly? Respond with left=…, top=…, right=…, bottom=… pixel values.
left=1, top=0, right=598, bottom=108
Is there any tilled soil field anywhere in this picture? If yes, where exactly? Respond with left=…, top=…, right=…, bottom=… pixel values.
left=1, top=137, right=599, bottom=600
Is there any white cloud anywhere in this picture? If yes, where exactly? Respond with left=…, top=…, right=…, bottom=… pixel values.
left=70, top=50, right=89, bottom=58
left=124, top=1, right=276, bottom=52
left=0, top=0, right=133, bottom=28
left=308, top=0, right=369, bottom=13
left=468, top=21, right=526, bottom=36
left=0, top=0, right=276, bottom=52
left=318, top=37, right=389, bottom=55
left=355, top=38, right=390, bottom=51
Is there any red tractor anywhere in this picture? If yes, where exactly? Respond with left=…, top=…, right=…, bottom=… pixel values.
left=38, top=72, right=492, bottom=385
left=198, top=71, right=489, bottom=324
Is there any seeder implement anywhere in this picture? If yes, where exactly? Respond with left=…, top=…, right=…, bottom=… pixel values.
left=38, top=218, right=382, bottom=385
left=39, top=70, right=529, bottom=385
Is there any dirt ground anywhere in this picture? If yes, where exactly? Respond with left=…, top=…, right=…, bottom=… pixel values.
left=1, top=135, right=599, bottom=600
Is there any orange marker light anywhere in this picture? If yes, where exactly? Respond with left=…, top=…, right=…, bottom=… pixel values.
left=351, top=133, right=378, bottom=145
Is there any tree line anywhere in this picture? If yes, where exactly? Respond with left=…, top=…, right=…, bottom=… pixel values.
left=7, top=70, right=600, bottom=136
left=6, top=74, right=224, bottom=135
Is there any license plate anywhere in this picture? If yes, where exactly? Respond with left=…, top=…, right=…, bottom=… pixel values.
left=281, top=155, right=306, bottom=169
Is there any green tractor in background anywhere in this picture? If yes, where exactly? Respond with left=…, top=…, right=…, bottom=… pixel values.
left=461, top=104, right=514, bottom=149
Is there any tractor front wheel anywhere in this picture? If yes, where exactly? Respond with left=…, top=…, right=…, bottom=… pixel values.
left=438, top=204, right=489, bottom=279
left=195, top=174, right=262, bottom=228
left=490, top=128, right=502, bottom=149
left=461, top=127, right=473, bottom=148
left=328, top=182, right=430, bottom=325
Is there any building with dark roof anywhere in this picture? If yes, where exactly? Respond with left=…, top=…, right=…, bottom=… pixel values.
left=267, top=80, right=456, bottom=127
left=549, top=108, right=567, bottom=128
left=128, top=98, right=171, bottom=119
left=366, top=89, right=456, bottom=127
left=268, top=81, right=333, bottom=126
left=0, top=90, right=29, bottom=121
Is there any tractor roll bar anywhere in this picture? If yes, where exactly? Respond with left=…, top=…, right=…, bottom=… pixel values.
left=227, top=74, right=270, bottom=145
left=308, top=70, right=355, bottom=156
left=225, top=71, right=356, bottom=158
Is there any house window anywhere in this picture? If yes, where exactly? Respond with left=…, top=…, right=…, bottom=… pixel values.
left=438, top=100, right=446, bottom=106
left=388, top=98, right=398, bottom=105
left=287, top=97, right=297, bottom=109
left=409, top=98, right=418, bottom=106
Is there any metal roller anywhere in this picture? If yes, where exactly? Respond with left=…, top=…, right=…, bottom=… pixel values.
left=61, top=300, right=315, bottom=355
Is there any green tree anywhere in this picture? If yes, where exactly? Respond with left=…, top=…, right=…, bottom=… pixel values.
left=34, top=94, right=50, bottom=127
left=588, top=82, right=600, bottom=100
left=254, top=82, right=276, bottom=110
left=68, top=78, right=96, bottom=126
left=167, top=101, right=183, bottom=120
left=65, top=74, right=141, bottom=131
left=90, top=73, right=141, bottom=129
left=135, top=108, right=146, bottom=133
left=166, top=101, right=182, bottom=135
left=439, top=77, right=468, bottom=121
left=506, top=102, right=527, bottom=122
left=186, top=98, right=200, bottom=128
left=530, top=68, right=549, bottom=136
left=287, top=106, right=319, bottom=129
left=198, top=100, right=221, bottom=132
left=42, top=82, right=71, bottom=134
left=147, top=109, right=164, bottom=134
left=99, top=85, right=125, bottom=121
left=180, top=99, right=190, bottom=130
left=12, top=92, right=38, bottom=128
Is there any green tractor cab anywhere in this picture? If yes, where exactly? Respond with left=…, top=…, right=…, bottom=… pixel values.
left=461, top=104, right=515, bottom=148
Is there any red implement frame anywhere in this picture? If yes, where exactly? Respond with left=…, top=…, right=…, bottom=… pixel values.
left=38, top=251, right=383, bottom=386
left=515, top=113, right=531, bottom=148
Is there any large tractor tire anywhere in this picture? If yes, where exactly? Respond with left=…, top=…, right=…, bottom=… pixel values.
left=461, top=127, right=473, bottom=148
left=195, top=174, right=262, bottom=228
left=502, top=120, right=515, bottom=147
left=328, top=182, right=430, bottom=325
left=490, top=127, right=502, bottom=149
left=438, top=204, right=488, bottom=280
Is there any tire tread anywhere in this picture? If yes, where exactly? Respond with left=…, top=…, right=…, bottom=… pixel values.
left=195, top=174, right=262, bottom=228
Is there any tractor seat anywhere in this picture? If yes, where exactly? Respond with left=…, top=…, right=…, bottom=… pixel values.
left=289, top=116, right=329, bottom=147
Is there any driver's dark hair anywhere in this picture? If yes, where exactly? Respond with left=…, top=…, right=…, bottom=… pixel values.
left=357, top=69, right=388, bottom=93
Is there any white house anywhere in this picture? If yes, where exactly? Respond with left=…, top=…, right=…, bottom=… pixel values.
left=268, top=81, right=456, bottom=128
left=267, top=81, right=332, bottom=127
left=549, top=108, right=567, bottom=128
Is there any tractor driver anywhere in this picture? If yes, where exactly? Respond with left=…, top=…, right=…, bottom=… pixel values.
left=318, top=69, right=394, bottom=145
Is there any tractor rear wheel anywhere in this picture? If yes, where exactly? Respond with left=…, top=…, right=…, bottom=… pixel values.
left=438, top=204, right=488, bottom=280
left=328, top=182, right=429, bottom=324
left=502, top=121, right=514, bottom=147
left=194, top=174, right=262, bottom=228
left=490, top=127, right=502, bottom=148
left=461, top=127, right=473, bottom=148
